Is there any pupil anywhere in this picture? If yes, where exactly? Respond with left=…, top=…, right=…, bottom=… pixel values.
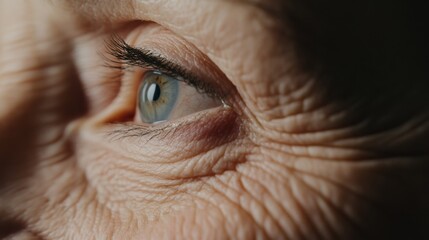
left=153, top=84, right=161, bottom=101
left=147, top=83, right=161, bottom=102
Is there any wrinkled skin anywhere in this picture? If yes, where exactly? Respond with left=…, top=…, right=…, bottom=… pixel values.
left=1, top=0, right=428, bottom=239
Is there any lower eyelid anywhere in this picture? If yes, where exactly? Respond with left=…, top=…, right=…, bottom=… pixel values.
left=109, top=107, right=241, bottom=145
left=80, top=107, right=245, bottom=183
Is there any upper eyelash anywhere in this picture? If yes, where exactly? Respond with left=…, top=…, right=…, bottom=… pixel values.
left=104, top=35, right=221, bottom=99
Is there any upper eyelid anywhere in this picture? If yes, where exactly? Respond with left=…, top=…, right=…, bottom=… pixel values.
left=104, top=35, right=225, bottom=100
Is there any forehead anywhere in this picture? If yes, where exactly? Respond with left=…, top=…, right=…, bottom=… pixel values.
left=55, top=0, right=287, bottom=21
left=54, top=0, right=291, bottom=60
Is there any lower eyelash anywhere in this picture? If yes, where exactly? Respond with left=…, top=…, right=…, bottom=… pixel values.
left=105, top=122, right=182, bottom=142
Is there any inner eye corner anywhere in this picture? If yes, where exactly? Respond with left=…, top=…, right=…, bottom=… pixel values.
left=96, top=108, right=136, bottom=128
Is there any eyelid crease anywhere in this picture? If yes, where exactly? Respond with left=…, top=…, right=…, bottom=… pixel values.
left=104, top=35, right=224, bottom=100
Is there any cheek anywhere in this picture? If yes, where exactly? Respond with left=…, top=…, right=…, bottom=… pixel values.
left=70, top=108, right=244, bottom=217
left=134, top=197, right=266, bottom=239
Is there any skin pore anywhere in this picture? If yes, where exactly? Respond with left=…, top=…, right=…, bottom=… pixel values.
left=0, top=0, right=428, bottom=239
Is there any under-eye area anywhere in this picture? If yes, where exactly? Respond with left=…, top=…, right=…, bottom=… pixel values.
left=93, top=107, right=247, bottom=180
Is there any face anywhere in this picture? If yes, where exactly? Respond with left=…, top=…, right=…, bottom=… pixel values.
left=0, top=0, right=428, bottom=239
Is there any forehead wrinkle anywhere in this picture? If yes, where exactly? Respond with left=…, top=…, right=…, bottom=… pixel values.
left=49, top=0, right=137, bottom=22
left=51, top=0, right=287, bottom=22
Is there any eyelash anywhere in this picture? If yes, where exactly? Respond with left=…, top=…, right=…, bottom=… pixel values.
left=100, top=35, right=236, bottom=140
left=104, top=35, right=221, bottom=99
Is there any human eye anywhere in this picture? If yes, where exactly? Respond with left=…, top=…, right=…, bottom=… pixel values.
left=103, top=35, right=225, bottom=124
left=89, top=23, right=241, bottom=146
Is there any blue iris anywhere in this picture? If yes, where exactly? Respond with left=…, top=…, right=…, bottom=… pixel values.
left=138, top=71, right=179, bottom=123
